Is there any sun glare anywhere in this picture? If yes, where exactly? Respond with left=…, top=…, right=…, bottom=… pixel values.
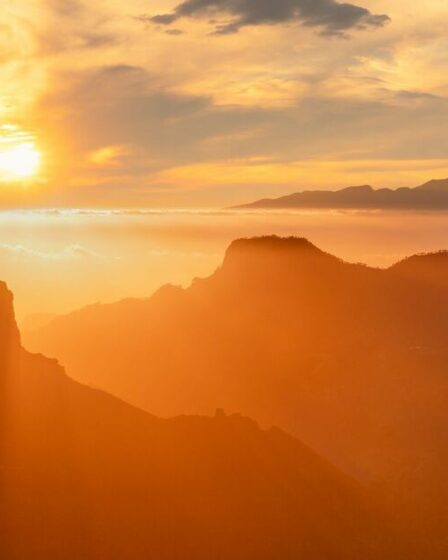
left=0, top=125, right=41, bottom=181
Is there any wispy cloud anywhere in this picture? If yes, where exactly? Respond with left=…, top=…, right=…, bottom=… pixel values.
left=0, top=244, right=113, bottom=262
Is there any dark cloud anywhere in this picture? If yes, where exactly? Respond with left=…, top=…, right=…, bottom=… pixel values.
left=147, top=0, right=390, bottom=36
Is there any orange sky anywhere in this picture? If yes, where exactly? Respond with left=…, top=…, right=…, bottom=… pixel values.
left=1, top=1, right=448, bottom=207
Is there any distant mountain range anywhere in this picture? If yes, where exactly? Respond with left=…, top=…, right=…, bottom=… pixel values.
left=1, top=280, right=396, bottom=559
left=231, top=178, right=448, bottom=210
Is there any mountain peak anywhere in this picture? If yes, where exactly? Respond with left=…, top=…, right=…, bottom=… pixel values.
left=224, top=236, right=325, bottom=261
left=0, top=281, right=21, bottom=371
left=0, top=279, right=12, bottom=300
left=221, top=236, right=337, bottom=273
left=0, top=281, right=19, bottom=334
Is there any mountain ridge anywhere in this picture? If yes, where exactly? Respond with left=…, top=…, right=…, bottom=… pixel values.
left=24, top=237, right=448, bottom=479
left=25, top=236, right=448, bottom=335
left=22, top=235, right=448, bottom=335
left=18, top=236, right=448, bottom=555
left=1, top=277, right=403, bottom=560
left=231, top=178, right=448, bottom=210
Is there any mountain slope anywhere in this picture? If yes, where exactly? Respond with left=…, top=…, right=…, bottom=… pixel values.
left=23, top=237, right=448, bottom=512
left=232, top=178, right=448, bottom=209
left=1, top=280, right=398, bottom=560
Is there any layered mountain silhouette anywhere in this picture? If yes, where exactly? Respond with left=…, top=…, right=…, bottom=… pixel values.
left=24, top=236, right=448, bottom=547
left=232, top=178, right=448, bottom=210
left=1, top=280, right=401, bottom=559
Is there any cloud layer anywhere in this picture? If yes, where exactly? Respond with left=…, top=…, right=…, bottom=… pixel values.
left=3, top=0, right=448, bottom=208
left=149, top=0, right=390, bottom=36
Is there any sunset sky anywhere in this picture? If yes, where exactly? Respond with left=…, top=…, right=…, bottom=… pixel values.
left=1, top=0, right=448, bottom=207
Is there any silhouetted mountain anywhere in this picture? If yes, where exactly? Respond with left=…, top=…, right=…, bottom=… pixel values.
left=1, top=280, right=401, bottom=560
left=23, top=236, right=448, bottom=554
left=232, top=178, right=448, bottom=210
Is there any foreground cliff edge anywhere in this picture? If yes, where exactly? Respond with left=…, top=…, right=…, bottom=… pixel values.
left=0, top=279, right=407, bottom=559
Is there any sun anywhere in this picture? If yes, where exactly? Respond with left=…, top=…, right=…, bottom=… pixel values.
left=0, top=142, right=41, bottom=180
